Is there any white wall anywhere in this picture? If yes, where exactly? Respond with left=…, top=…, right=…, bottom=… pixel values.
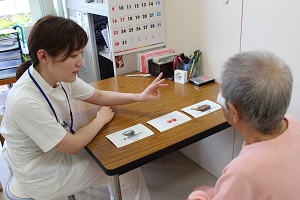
left=164, top=0, right=243, bottom=83
left=241, top=0, right=300, bottom=122
left=164, top=0, right=243, bottom=178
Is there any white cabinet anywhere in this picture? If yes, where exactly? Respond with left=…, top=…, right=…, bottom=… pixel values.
left=66, top=1, right=114, bottom=83
left=66, top=0, right=168, bottom=82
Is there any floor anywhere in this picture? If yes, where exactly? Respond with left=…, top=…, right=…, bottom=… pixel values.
left=0, top=149, right=218, bottom=200
left=0, top=85, right=218, bottom=200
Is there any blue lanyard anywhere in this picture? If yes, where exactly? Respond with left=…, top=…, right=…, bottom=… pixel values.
left=28, top=68, right=73, bottom=132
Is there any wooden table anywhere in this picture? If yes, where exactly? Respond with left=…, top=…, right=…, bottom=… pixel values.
left=70, top=73, right=230, bottom=199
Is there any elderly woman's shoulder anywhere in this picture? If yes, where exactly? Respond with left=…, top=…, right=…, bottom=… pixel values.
left=225, top=146, right=279, bottom=176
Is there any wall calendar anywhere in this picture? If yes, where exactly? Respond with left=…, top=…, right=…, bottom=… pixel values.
left=107, top=0, right=165, bottom=56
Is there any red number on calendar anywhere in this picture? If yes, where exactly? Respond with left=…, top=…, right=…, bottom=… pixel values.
left=120, top=18, right=125, bottom=22
left=113, top=31, right=118, bottom=35
left=114, top=42, right=119, bottom=46
left=112, top=19, right=117, bottom=23
left=112, top=7, right=115, bottom=11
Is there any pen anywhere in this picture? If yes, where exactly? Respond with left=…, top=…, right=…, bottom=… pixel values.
left=189, top=60, right=195, bottom=79
left=125, top=74, right=151, bottom=77
left=178, top=56, right=183, bottom=63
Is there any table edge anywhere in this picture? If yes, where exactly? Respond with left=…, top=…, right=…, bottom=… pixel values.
left=84, top=121, right=231, bottom=176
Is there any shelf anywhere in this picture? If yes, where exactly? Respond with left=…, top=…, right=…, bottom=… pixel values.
left=0, top=42, right=19, bottom=52
left=0, top=51, right=21, bottom=62
left=0, top=59, right=22, bottom=70
left=0, top=29, right=22, bottom=85
left=0, top=67, right=17, bottom=80
left=0, top=29, right=17, bottom=35
left=98, top=50, right=111, bottom=60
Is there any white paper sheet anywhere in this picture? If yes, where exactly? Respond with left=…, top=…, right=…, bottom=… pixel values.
left=181, top=100, right=222, bottom=118
left=106, top=124, right=154, bottom=148
left=147, top=111, right=192, bottom=132
left=101, top=28, right=109, bottom=48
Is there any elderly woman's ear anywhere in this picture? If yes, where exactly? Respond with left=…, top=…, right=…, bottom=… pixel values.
left=228, top=102, right=239, bottom=124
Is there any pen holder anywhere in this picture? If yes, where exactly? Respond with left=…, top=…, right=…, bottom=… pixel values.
left=187, top=62, right=199, bottom=80
left=148, top=59, right=173, bottom=78
left=176, top=62, right=197, bottom=80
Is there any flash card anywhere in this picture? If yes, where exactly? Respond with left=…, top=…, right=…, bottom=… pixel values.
left=147, top=111, right=191, bottom=132
left=181, top=100, right=221, bottom=118
left=106, top=124, right=154, bottom=148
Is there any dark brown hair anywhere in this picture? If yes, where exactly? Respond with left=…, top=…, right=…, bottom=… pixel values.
left=16, top=15, right=88, bottom=80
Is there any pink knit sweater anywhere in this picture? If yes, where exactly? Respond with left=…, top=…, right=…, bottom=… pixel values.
left=188, top=114, right=300, bottom=200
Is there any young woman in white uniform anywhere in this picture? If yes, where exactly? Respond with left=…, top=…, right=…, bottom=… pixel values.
left=0, top=15, right=167, bottom=200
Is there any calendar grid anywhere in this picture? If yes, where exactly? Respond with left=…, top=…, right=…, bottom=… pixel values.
left=108, top=0, right=165, bottom=56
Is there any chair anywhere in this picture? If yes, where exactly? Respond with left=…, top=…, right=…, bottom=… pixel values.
left=5, top=175, right=76, bottom=200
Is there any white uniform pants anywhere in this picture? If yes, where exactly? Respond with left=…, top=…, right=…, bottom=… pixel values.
left=58, top=152, right=151, bottom=200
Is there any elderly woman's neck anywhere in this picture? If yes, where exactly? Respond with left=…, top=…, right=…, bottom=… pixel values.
left=242, top=119, right=288, bottom=145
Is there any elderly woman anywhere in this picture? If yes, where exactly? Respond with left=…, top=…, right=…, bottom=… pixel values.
left=188, top=51, right=300, bottom=200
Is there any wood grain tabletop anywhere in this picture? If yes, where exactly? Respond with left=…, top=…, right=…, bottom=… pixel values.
left=71, top=73, right=230, bottom=175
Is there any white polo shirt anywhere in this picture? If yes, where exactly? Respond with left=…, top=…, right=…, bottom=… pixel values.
left=1, top=65, right=95, bottom=199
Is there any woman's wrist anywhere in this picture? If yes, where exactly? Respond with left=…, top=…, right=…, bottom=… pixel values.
left=137, top=93, right=143, bottom=102
left=93, top=116, right=107, bottom=130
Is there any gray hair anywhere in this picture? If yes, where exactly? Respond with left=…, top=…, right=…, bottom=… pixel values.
left=221, top=51, right=293, bottom=135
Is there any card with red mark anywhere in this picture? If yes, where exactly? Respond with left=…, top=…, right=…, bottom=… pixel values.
left=147, top=111, right=191, bottom=132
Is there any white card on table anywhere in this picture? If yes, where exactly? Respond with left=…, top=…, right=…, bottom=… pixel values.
left=147, top=111, right=191, bottom=132
left=181, top=100, right=222, bottom=118
left=106, top=124, right=154, bottom=148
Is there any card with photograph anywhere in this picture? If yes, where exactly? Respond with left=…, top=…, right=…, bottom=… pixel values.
left=181, top=100, right=221, bottom=118
left=106, top=124, right=154, bottom=148
left=147, top=111, right=191, bottom=132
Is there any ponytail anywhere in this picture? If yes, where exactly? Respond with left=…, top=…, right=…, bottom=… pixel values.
left=16, top=60, right=32, bottom=80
